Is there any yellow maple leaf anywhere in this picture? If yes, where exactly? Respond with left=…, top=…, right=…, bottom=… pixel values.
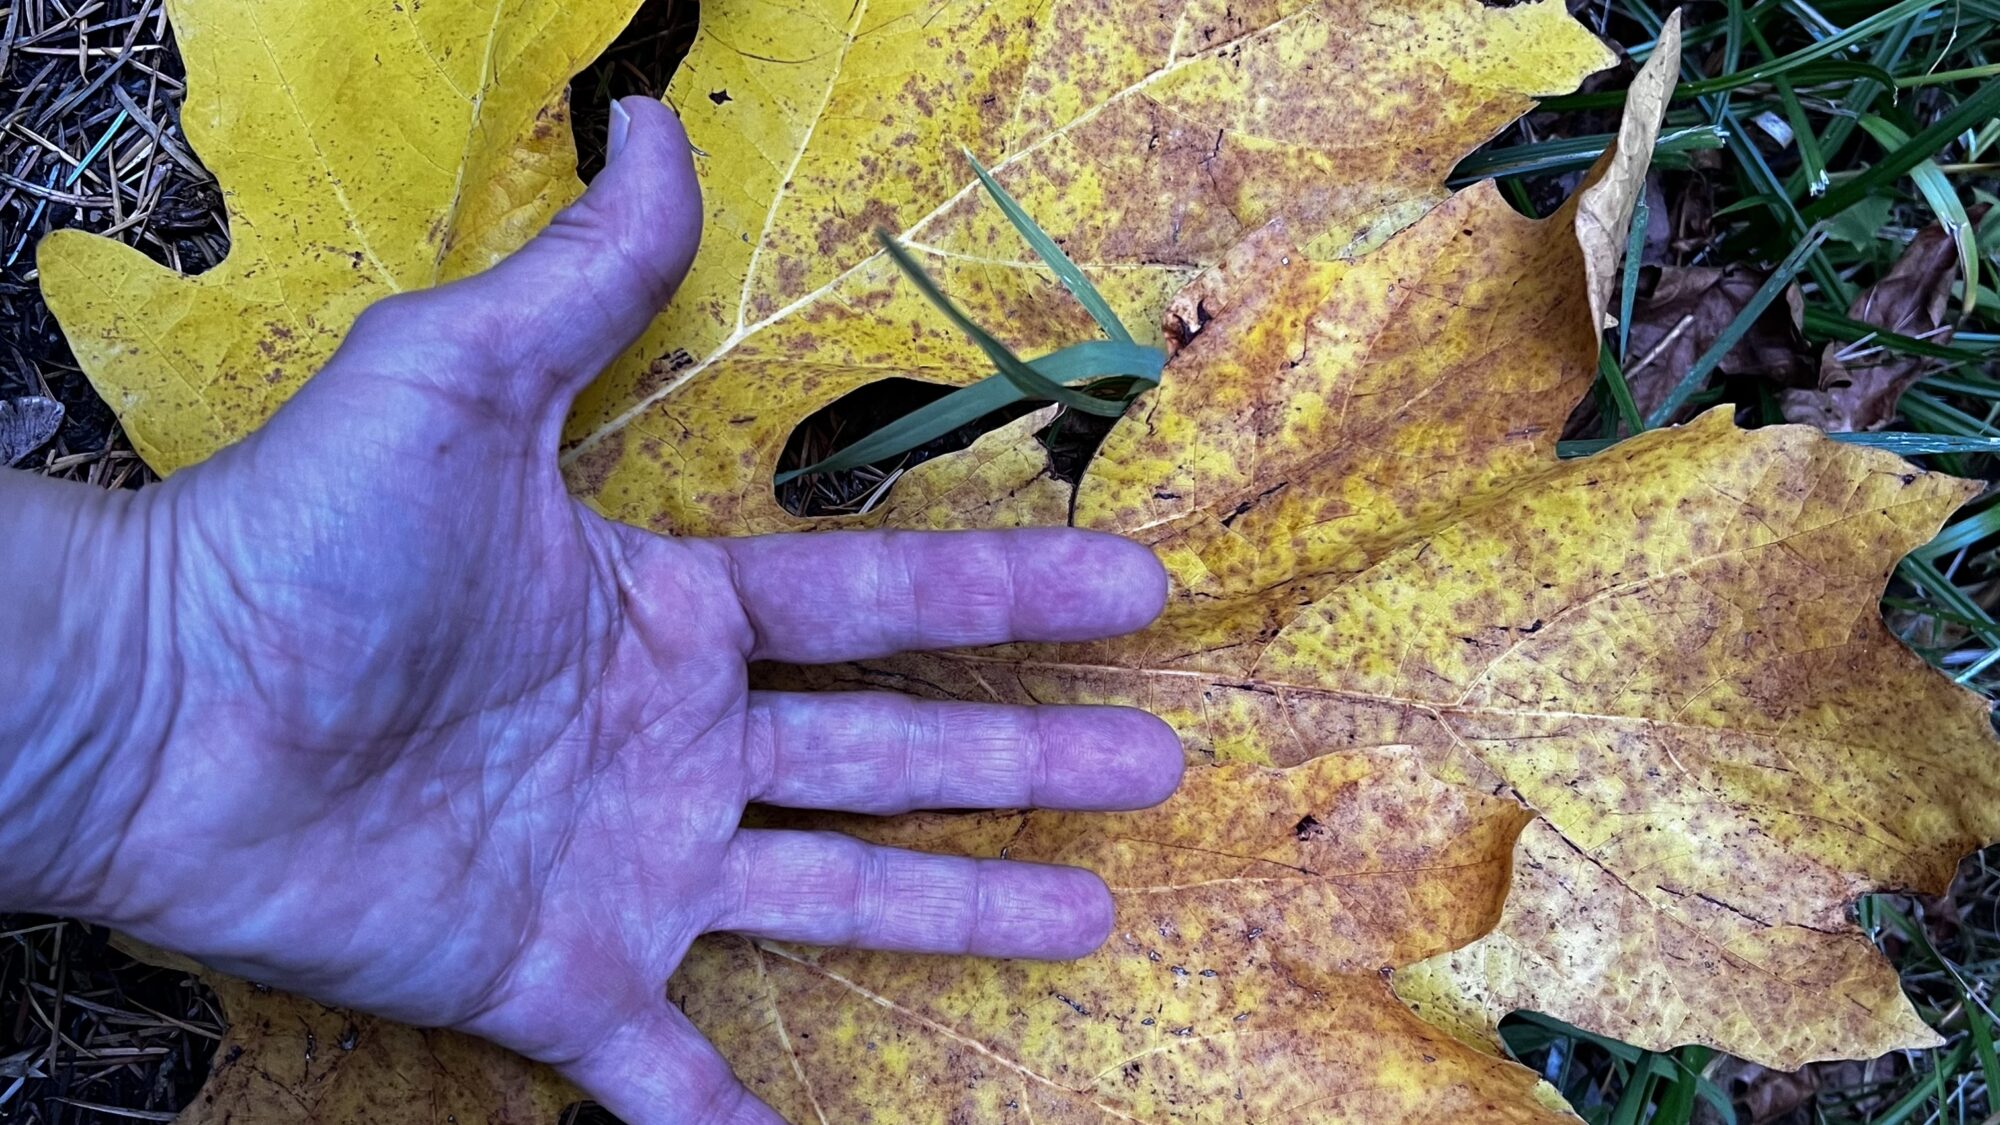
left=38, top=0, right=634, bottom=471
left=742, top=23, right=2000, bottom=1080
left=40, top=0, right=1613, bottom=484
left=564, top=0, right=1614, bottom=533
left=683, top=757, right=1555, bottom=1121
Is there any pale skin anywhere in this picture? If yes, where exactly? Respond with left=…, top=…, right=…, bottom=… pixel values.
left=0, top=98, right=1184, bottom=1122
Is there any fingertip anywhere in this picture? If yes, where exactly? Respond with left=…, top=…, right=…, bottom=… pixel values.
left=992, top=861, right=1116, bottom=961
left=1113, top=534, right=1171, bottom=629
left=1082, top=531, right=1170, bottom=633
left=600, top=96, right=702, bottom=283
left=1063, top=868, right=1118, bottom=958
left=1040, top=706, right=1185, bottom=811
left=1124, top=709, right=1187, bottom=808
left=1012, top=529, right=1169, bottom=642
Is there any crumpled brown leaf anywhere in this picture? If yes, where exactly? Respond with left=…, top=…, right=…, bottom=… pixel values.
left=0, top=396, right=64, bottom=466
left=1782, top=212, right=1978, bottom=432
left=1621, top=264, right=1810, bottom=422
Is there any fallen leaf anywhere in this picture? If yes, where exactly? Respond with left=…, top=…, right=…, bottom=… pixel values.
left=44, top=0, right=2000, bottom=1118
left=1618, top=264, right=1810, bottom=422
left=1782, top=211, right=1978, bottom=432
left=41, top=0, right=1614, bottom=487
left=39, top=0, right=637, bottom=471
left=563, top=0, right=1615, bottom=535
left=100, top=936, right=581, bottom=1125
left=684, top=757, right=1559, bottom=1122
left=182, top=977, right=577, bottom=1125
left=1700, top=1057, right=1821, bottom=1124
left=0, top=395, right=63, bottom=465
left=756, top=17, right=2000, bottom=1074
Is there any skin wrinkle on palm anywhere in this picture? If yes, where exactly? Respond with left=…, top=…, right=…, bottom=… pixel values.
left=0, top=99, right=1188, bottom=1125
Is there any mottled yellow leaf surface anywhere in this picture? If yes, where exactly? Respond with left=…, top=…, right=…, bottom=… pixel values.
left=40, top=0, right=1611, bottom=484
left=181, top=976, right=576, bottom=1125
left=565, top=0, right=1612, bottom=534
left=39, top=0, right=631, bottom=472
left=683, top=757, right=1561, bottom=1122
left=757, top=20, right=2000, bottom=1073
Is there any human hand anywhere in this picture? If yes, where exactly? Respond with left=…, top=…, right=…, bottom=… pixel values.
left=4, top=98, right=1181, bottom=1123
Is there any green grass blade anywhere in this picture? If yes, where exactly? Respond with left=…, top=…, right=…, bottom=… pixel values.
left=1807, top=306, right=1990, bottom=361
left=964, top=150, right=1135, bottom=345
left=1903, top=388, right=2000, bottom=436
left=1745, top=18, right=1828, bottom=194
left=1781, top=3, right=1920, bottom=202
left=1899, top=555, right=2000, bottom=650
left=1607, top=1056, right=1660, bottom=1125
left=1719, top=105, right=1850, bottom=302
left=1507, top=1012, right=1647, bottom=1065
left=1803, top=76, right=2000, bottom=223
left=1561, top=430, right=2000, bottom=458
left=1915, top=497, right=2000, bottom=560
left=1448, top=125, right=1725, bottom=185
left=776, top=340, right=1167, bottom=482
left=1855, top=114, right=1980, bottom=315
left=1863, top=1042, right=1969, bottom=1125
left=1538, top=0, right=1933, bottom=110
left=1898, top=61, right=2000, bottom=86
left=1599, top=343, right=1645, bottom=436
left=1618, top=195, right=1649, bottom=363
left=1645, top=228, right=1828, bottom=427
left=1654, top=1046, right=1724, bottom=1125
left=1966, top=994, right=2000, bottom=1106
left=876, top=231, right=1128, bottom=416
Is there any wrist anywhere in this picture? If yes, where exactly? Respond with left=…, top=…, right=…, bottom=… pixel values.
left=0, top=469, right=175, bottom=917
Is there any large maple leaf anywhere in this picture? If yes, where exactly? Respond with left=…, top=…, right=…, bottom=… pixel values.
left=722, top=15, right=2000, bottom=1077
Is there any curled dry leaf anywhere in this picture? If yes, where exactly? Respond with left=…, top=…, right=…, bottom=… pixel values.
left=1782, top=210, right=1979, bottom=432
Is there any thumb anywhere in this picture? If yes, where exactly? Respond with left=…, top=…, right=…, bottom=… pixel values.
left=325, top=96, right=702, bottom=425
left=460, top=95, right=703, bottom=402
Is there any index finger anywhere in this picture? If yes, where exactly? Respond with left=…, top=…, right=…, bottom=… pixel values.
left=713, top=528, right=1167, bottom=663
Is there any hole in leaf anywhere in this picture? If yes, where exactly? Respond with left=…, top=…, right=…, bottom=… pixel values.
left=557, top=1100, right=628, bottom=1124
left=774, top=378, right=1126, bottom=518
left=568, top=0, right=700, bottom=182
left=776, top=377, right=1011, bottom=517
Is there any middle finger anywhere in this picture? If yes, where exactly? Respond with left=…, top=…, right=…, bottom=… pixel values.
left=743, top=691, right=1182, bottom=814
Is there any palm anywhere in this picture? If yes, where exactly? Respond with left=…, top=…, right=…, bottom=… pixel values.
left=81, top=100, right=1180, bottom=1125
